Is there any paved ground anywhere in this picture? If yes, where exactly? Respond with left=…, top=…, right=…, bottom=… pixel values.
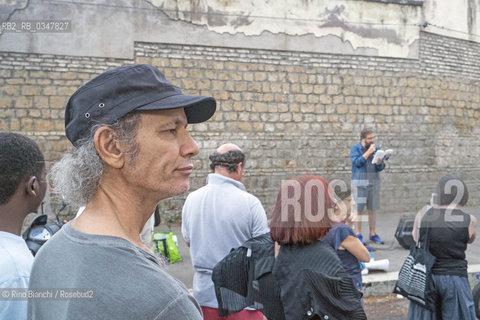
left=364, top=295, right=409, bottom=319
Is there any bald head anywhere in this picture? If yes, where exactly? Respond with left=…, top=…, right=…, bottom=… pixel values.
left=216, top=143, right=242, bottom=154
left=209, top=143, right=246, bottom=181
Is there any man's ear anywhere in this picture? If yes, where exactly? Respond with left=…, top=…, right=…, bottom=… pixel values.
left=236, top=162, right=243, bottom=175
left=94, top=126, right=125, bottom=169
left=26, top=176, right=38, bottom=197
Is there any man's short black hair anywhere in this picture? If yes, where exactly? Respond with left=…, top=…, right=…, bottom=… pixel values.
left=0, top=133, right=45, bottom=205
left=209, top=149, right=245, bottom=173
left=437, top=174, right=468, bottom=206
left=360, top=128, right=374, bottom=140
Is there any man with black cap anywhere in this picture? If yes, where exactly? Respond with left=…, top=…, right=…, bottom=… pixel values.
left=28, top=64, right=216, bottom=319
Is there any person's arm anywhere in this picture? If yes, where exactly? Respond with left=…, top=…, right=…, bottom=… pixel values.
left=468, top=214, right=477, bottom=244
left=250, top=198, right=269, bottom=237
left=274, top=242, right=280, bottom=258
left=339, top=235, right=370, bottom=262
left=412, top=212, right=420, bottom=243
left=412, top=205, right=430, bottom=243
left=181, top=201, right=191, bottom=248
left=350, top=145, right=367, bottom=168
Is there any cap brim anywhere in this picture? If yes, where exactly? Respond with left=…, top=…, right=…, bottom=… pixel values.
left=136, top=93, right=216, bottom=123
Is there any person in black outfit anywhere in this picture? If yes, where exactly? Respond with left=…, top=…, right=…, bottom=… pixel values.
left=270, top=175, right=366, bottom=320
left=408, top=174, right=478, bottom=319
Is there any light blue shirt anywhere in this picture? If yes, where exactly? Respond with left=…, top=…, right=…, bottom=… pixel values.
left=182, top=174, right=269, bottom=308
left=0, top=231, right=34, bottom=320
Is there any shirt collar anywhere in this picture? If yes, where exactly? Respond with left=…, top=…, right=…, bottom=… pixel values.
left=206, top=173, right=246, bottom=191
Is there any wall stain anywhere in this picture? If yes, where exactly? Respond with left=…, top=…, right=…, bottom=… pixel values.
left=144, top=0, right=416, bottom=56
left=321, top=11, right=402, bottom=45
left=467, top=0, right=477, bottom=39
left=205, top=5, right=252, bottom=28
left=230, top=13, right=252, bottom=28
left=214, top=0, right=236, bottom=7
left=206, top=5, right=227, bottom=26
left=326, top=4, right=346, bottom=16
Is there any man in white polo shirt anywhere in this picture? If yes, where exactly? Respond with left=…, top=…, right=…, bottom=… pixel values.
left=182, top=143, right=269, bottom=320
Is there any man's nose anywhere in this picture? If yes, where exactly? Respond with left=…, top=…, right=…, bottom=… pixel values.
left=182, top=131, right=199, bottom=157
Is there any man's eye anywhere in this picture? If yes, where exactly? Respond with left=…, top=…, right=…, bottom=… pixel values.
left=168, top=129, right=177, bottom=134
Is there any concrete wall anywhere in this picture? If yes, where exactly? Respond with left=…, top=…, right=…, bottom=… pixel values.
left=1, top=0, right=478, bottom=60
left=1, top=31, right=480, bottom=221
left=2, top=0, right=480, bottom=59
left=423, top=0, right=480, bottom=42
left=150, top=0, right=423, bottom=58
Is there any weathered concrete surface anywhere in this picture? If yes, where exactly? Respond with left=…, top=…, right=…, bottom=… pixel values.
left=152, top=0, right=422, bottom=58
left=423, top=0, right=480, bottom=42
left=0, top=0, right=477, bottom=59
left=1, top=0, right=479, bottom=59
left=0, top=0, right=28, bottom=21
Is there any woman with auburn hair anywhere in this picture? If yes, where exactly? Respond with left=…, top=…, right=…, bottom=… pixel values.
left=270, top=176, right=366, bottom=320
left=270, top=175, right=335, bottom=246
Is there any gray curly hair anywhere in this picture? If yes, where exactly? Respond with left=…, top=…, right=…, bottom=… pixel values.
left=50, top=112, right=141, bottom=206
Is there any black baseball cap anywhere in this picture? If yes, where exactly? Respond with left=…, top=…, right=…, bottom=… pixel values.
left=65, top=64, right=216, bottom=147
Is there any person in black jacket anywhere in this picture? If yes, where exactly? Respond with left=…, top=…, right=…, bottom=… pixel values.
left=270, top=175, right=366, bottom=320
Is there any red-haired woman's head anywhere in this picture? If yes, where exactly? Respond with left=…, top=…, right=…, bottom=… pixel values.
left=270, top=175, right=335, bottom=245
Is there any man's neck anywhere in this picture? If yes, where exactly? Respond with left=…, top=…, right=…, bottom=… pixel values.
left=70, top=182, right=157, bottom=252
left=214, top=169, right=242, bottom=182
left=0, top=201, right=27, bottom=236
left=0, top=220, right=23, bottom=236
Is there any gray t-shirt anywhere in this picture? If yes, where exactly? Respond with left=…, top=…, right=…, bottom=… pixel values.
left=27, top=222, right=202, bottom=320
